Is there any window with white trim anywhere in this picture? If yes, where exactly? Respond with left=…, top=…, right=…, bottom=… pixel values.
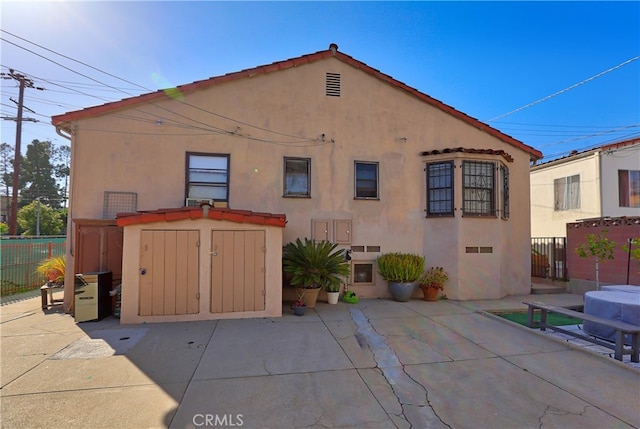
left=554, top=174, right=580, bottom=211
left=187, top=153, right=229, bottom=202
left=284, top=157, right=311, bottom=197
left=618, top=170, right=640, bottom=208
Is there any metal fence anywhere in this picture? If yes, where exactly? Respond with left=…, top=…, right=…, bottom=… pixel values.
left=0, top=236, right=66, bottom=297
left=531, top=237, right=568, bottom=281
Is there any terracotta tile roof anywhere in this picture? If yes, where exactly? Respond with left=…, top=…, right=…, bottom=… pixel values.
left=116, top=205, right=287, bottom=228
left=420, top=147, right=514, bottom=163
left=51, top=44, right=542, bottom=161
left=532, top=136, right=640, bottom=168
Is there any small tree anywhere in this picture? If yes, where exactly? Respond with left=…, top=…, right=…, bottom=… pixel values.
left=16, top=200, right=64, bottom=236
left=575, top=230, right=616, bottom=290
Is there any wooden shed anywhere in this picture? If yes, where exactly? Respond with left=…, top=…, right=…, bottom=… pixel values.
left=116, top=205, right=286, bottom=324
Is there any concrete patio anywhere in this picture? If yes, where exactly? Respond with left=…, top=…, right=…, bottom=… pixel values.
left=1, top=292, right=638, bottom=428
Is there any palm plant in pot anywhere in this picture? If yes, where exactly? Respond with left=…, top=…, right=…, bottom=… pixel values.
left=377, top=252, right=424, bottom=302
left=418, top=267, right=449, bottom=301
left=36, top=255, right=65, bottom=284
left=283, top=238, right=350, bottom=308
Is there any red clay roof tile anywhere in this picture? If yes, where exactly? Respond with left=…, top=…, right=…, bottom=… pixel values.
left=116, top=206, right=286, bottom=228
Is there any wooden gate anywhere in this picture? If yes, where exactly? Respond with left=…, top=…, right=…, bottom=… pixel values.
left=139, top=230, right=199, bottom=316
left=211, top=230, right=265, bottom=313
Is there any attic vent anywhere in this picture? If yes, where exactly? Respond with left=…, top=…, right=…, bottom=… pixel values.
left=326, top=72, right=341, bottom=97
left=103, top=191, right=137, bottom=219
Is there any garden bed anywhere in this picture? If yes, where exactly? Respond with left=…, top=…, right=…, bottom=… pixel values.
left=494, top=310, right=583, bottom=328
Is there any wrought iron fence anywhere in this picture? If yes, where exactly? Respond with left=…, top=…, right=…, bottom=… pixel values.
left=531, top=237, right=567, bottom=281
left=0, top=236, right=66, bottom=297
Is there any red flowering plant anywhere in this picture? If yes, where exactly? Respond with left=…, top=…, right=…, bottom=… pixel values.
left=418, top=267, right=449, bottom=291
left=292, top=292, right=306, bottom=308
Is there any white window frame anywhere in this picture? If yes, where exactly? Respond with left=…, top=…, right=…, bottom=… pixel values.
left=554, top=174, right=580, bottom=211
left=187, top=153, right=230, bottom=202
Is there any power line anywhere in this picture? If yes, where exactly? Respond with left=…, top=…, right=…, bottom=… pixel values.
left=0, top=32, right=321, bottom=143
left=487, top=56, right=640, bottom=122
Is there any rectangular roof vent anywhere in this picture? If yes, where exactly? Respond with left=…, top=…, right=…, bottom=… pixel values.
left=326, top=72, right=340, bottom=97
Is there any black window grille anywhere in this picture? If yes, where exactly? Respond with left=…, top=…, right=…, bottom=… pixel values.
left=426, top=161, right=454, bottom=217
left=500, top=164, right=509, bottom=219
left=462, top=161, right=495, bottom=216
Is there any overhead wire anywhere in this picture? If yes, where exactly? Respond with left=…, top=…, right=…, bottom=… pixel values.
left=1, top=31, right=325, bottom=144
left=487, top=56, right=640, bottom=122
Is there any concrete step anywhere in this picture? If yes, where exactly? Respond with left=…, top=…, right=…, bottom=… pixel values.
left=531, top=283, right=566, bottom=294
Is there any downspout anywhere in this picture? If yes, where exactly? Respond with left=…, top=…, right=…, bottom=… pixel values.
left=595, top=150, right=603, bottom=217
left=55, top=123, right=76, bottom=313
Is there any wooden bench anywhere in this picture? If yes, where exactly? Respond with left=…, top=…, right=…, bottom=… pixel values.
left=41, top=283, right=64, bottom=310
left=522, top=301, right=640, bottom=363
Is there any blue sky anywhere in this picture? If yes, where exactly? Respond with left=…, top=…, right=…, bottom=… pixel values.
left=1, top=1, right=639, bottom=162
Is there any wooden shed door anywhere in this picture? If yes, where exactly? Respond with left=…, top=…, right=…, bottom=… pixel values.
left=210, top=230, right=265, bottom=313
left=139, top=230, right=199, bottom=316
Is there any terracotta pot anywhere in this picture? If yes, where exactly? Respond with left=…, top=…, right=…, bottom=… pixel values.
left=421, top=285, right=440, bottom=301
left=47, top=269, right=63, bottom=283
left=295, top=287, right=321, bottom=308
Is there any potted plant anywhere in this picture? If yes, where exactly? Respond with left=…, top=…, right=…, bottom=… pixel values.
left=283, top=238, right=350, bottom=308
left=377, top=252, right=424, bottom=302
left=325, top=283, right=342, bottom=305
left=418, top=266, right=449, bottom=301
left=36, top=255, right=65, bottom=284
left=291, top=293, right=307, bottom=316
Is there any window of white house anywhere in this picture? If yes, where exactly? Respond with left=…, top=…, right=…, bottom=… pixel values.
left=462, top=161, right=495, bottom=216
left=187, top=153, right=229, bottom=202
left=500, top=165, right=509, bottom=219
left=426, top=161, right=454, bottom=217
left=554, top=174, right=580, bottom=211
left=619, top=170, right=640, bottom=207
left=355, top=161, right=379, bottom=199
left=284, top=157, right=311, bottom=197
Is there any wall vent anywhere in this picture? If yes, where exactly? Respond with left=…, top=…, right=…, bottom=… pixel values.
left=326, top=72, right=341, bottom=97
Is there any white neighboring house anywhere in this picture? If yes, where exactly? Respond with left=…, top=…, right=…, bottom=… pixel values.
left=530, top=138, right=640, bottom=238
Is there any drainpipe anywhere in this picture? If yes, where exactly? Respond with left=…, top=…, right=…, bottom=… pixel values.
left=55, top=124, right=75, bottom=313
left=595, top=150, right=603, bottom=216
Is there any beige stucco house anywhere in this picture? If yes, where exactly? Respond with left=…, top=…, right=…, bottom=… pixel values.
left=52, top=44, right=542, bottom=323
left=531, top=138, right=640, bottom=238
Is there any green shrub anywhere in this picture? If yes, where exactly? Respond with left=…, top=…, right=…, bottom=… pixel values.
left=377, top=253, right=424, bottom=283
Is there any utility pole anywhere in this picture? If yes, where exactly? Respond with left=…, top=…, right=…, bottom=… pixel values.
left=1, top=69, right=42, bottom=235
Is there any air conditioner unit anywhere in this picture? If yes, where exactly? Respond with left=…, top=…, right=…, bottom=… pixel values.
left=185, top=198, right=214, bottom=207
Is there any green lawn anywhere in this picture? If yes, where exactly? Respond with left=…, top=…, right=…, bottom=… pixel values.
left=498, top=311, right=582, bottom=327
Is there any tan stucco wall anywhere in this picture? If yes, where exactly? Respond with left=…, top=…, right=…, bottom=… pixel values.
left=63, top=56, right=534, bottom=303
left=119, top=217, right=282, bottom=324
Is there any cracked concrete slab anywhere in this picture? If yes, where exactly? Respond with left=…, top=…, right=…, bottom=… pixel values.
left=170, top=370, right=392, bottom=429
left=431, top=312, right=571, bottom=355
left=2, top=293, right=637, bottom=429
left=506, top=350, right=640, bottom=427
left=192, top=317, right=352, bottom=380
left=404, top=357, right=634, bottom=428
